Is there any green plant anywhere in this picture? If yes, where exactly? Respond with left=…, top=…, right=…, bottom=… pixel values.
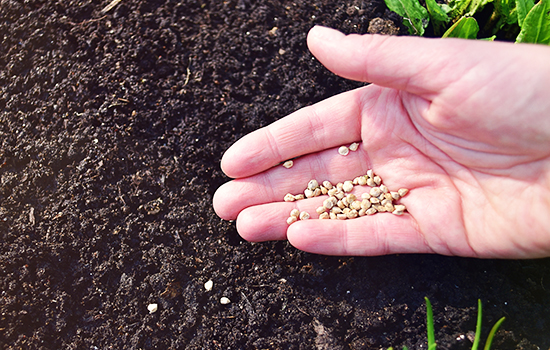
left=423, top=297, right=506, bottom=350
left=383, top=0, right=550, bottom=44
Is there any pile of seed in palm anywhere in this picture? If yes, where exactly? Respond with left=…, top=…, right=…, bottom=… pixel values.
left=284, top=169, right=408, bottom=225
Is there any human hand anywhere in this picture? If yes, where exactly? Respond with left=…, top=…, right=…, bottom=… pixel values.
left=213, top=26, right=550, bottom=259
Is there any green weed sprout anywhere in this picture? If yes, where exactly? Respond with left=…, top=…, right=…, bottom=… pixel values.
left=424, top=297, right=506, bottom=350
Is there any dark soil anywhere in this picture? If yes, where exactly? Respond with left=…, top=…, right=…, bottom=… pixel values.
left=1, top=0, right=549, bottom=349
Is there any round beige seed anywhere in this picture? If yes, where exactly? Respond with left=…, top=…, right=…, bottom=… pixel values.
left=349, top=142, right=359, bottom=151
left=295, top=194, right=305, bottom=200
left=312, top=188, right=322, bottom=197
left=284, top=193, right=295, bottom=202
left=327, top=188, right=338, bottom=197
left=357, top=176, right=367, bottom=186
left=329, top=212, right=337, bottom=220
left=358, top=208, right=367, bottom=216
left=287, top=216, right=298, bottom=225
left=304, top=189, right=314, bottom=198
left=320, top=186, right=328, bottom=195
left=394, top=204, right=406, bottom=212
left=319, top=212, right=330, bottom=220
left=366, top=178, right=376, bottom=187
left=370, top=197, right=380, bottom=204
left=338, top=146, right=350, bottom=156
left=398, top=188, right=409, bottom=197
left=299, top=211, right=310, bottom=220
left=373, top=175, right=382, bottom=185
left=337, top=200, right=346, bottom=209
left=323, top=197, right=337, bottom=210
left=331, top=207, right=343, bottom=214
left=346, top=209, right=358, bottom=219
left=335, top=191, right=345, bottom=200
left=380, top=184, right=389, bottom=193
left=350, top=200, right=362, bottom=210
left=346, top=193, right=357, bottom=203
left=366, top=208, right=377, bottom=215
left=322, top=180, right=333, bottom=190
left=370, top=187, right=382, bottom=197
left=307, top=179, right=319, bottom=191
left=290, top=209, right=300, bottom=218
left=361, top=193, right=371, bottom=200
left=337, top=213, right=347, bottom=220
left=361, top=199, right=371, bottom=209
left=343, top=181, right=354, bottom=193
left=316, top=206, right=326, bottom=215
left=283, top=160, right=294, bottom=169
left=391, top=191, right=401, bottom=200
left=366, top=169, right=374, bottom=178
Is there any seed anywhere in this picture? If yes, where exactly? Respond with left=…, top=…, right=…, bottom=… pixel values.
left=380, top=184, right=389, bottom=193
left=327, top=188, right=338, bottom=197
left=369, top=187, right=381, bottom=197
left=320, top=186, right=328, bottom=195
left=398, top=188, right=409, bottom=197
left=352, top=177, right=360, bottom=185
left=316, top=206, right=326, bottom=215
left=299, top=211, right=310, bottom=220
left=335, top=191, right=345, bottom=200
left=346, top=209, right=358, bottom=219
left=361, top=193, right=371, bottom=200
left=358, top=208, right=367, bottom=216
left=331, top=207, right=343, bottom=214
left=287, top=216, right=298, bottom=225
left=349, top=142, right=359, bottom=151
left=284, top=193, right=295, bottom=202
left=373, top=204, right=386, bottom=212
left=294, top=194, right=305, bottom=200
left=337, top=213, right=347, bottom=220
left=337, top=200, right=346, bottom=209
left=392, top=209, right=404, bottom=215
left=329, top=212, right=337, bottom=220
left=341, top=197, right=349, bottom=207
left=338, top=146, right=349, bottom=156
left=381, top=199, right=391, bottom=206
left=350, top=200, right=362, bottom=210
left=312, top=188, right=322, bottom=197
left=204, top=280, right=213, bottom=291
left=366, top=208, right=377, bottom=215
left=346, top=193, right=357, bottom=202
left=336, top=182, right=344, bottom=190
left=290, top=209, right=300, bottom=218
left=391, top=191, right=401, bottom=200
left=323, top=199, right=334, bottom=210
left=373, top=175, right=382, bottom=185
left=378, top=194, right=385, bottom=201
left=361, top=199, right=371, bottom=209
left=307, top=179, right=319, bottom=191
left=343, top=181, right=354, bottom=193
left=319, top=212, right=330, bottom=220
left=342, top=208, right=351, bottom=215
left=370, top=197, right=380, bottom=204
left=148, top=303, right=158, bottom=314
left=283, top=160, right=294, bottom=169
left=366, top=178, right=376, bottom=187
left=394, top=204, right=406, bottom=212
left=304, top=189, right=314, bottom=198
left=366, top=169, right=374, bottom=178
left=384, top=193, right=393, bottom=201
left=322, top=181, right=333, bottom=189
left=220, top=297, right=231, bottom=305
left=357, top=176, right=367, bottom=186
left=384, top=202, right=394, bottom=212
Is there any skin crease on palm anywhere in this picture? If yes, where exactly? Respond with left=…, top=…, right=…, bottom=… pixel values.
left=213, top=25, right=550, bottom=259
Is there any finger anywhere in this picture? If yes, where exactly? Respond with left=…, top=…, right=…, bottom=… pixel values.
left=214, top=145, right=370, bottom=220
left=306, top=25, right=527, bottom=98
left=286, top=213, right=432, bottom=256
left=220, top=86, right=365, bottom=179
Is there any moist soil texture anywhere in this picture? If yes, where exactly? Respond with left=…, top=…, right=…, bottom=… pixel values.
left=1, top=0, right=550, bottom=349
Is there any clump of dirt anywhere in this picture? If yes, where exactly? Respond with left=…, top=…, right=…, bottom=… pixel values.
left=1, top=1, right=549, bottom=349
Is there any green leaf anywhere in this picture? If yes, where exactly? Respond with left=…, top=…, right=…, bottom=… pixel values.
left=484, top=317, right=506, bottom=350
left=495, top=0, right=519, bottom=25
left=465, top=0, right=494, bottom=16
left=447, top=0, right=473, bottom=19
left=384, top=0, right=430, bottom=35
left=426, top=0, right=451, bottom=34
left=471, top=299, right=483, bottom=350
left=442, top=16, right=480, bottom=38
left=516, top=0, right=535, bottom=26
left=424, top=297, right=436, bottom=350
left=516, top=0, right=550, bottom=43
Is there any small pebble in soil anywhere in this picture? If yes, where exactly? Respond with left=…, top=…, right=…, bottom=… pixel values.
left=220, top=297, right=231, bottom=305
left=147, top=303, right=158, bottom=314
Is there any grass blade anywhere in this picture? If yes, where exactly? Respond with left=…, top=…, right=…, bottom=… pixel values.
left=424, top=297, right=436, bottom=350
left=484, top=317, right=506, bottom=350
left=471, top=299, right=483, bottom=350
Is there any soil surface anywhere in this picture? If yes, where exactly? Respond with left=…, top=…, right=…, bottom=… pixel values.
left=1, top=0, right=550, bottom=349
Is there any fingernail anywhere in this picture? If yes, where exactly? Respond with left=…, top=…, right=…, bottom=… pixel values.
left=309, top=25, right=345, bottom=42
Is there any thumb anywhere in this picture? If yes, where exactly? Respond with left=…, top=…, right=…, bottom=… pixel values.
left=306, top=26, right=517, bottom=97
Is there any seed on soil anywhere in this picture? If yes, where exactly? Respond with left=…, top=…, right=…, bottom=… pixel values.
left=204, top=280, right=213, bottom=291
left=299, top=211, right=310, bottom=220
left=148, top=303, right=158, bottom=314
left=283, top=160, right=294, bottom=169
left=220, top=297, right=231, bottom=305
left=338, top=146, right=350, bottom=156
left=349, top=142, right=359, bottom=151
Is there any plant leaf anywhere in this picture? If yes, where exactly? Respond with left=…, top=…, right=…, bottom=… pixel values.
left=516, top=0, right=535, bottom=26
left=384, top=0, right=430, bottom=35
left=447, top=0, right=473, bottom=19
left=495, top=0, right=519, bottom=25
left=465, top=0, right=494, bottom=16
left=516, top=0, right=550, bottom=43
left=424, top=297, right=436, bottom=350
left=471, top=299, right=483, bottom=350
left=426, top=0, right=451, bottom=34
left=442, top=16, right=480, bottom=38
left=484, top=317, right=506, bottom=350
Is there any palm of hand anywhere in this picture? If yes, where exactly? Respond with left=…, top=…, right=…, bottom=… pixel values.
left=213, top=27, right=550, bottom=259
